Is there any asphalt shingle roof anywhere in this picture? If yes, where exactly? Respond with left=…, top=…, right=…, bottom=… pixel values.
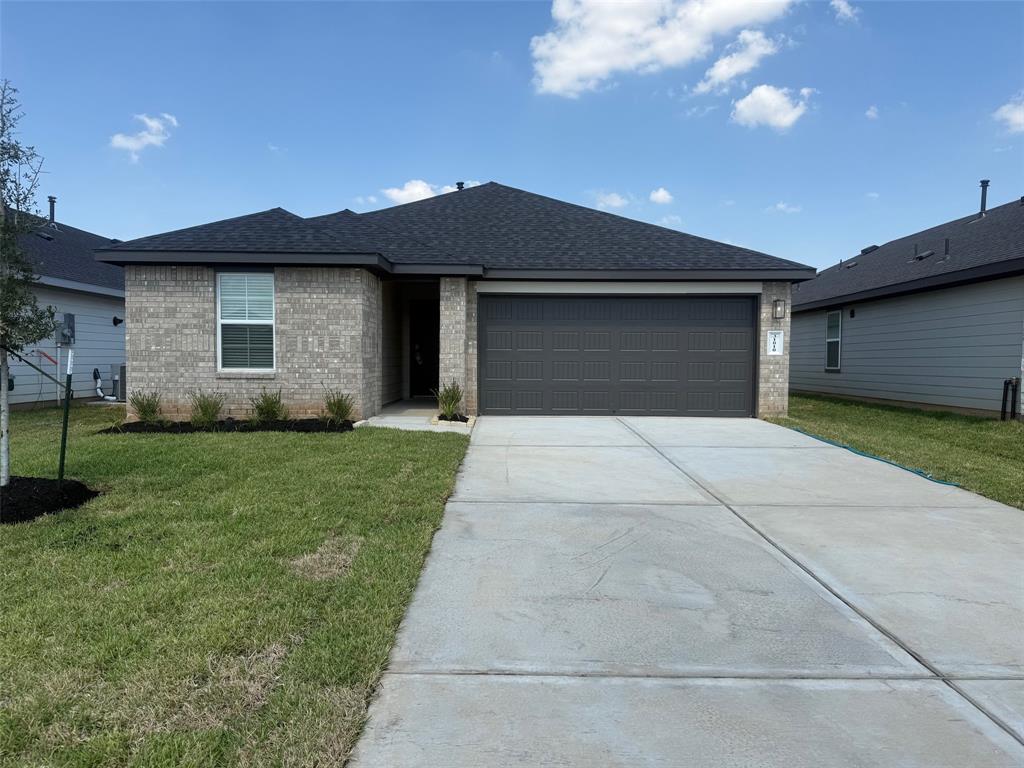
left=19, top=217, right=123, bottom=291
left=792, top=198, right=1024, bottom=310
left=99, top=182, right=813, bottom=274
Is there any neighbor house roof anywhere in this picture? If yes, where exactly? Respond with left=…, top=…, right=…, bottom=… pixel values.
left=793, top=197, right=1024, bottom=311
left=19, top=216, right=124, bottom=295
left=97, top=182, right=814, bottom=280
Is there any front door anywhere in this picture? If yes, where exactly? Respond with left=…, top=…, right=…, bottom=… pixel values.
left=409, top=299, right=439, bottom=397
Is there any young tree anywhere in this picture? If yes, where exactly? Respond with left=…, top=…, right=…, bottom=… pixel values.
left=1, top=80, right=55, bottom=486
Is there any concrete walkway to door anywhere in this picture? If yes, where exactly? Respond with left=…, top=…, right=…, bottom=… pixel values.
left=350, top=417, right=1024, bottom=766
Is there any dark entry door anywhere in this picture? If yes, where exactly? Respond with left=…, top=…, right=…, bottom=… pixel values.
left=409, top=299, right=439, bottom=397
left=477, top=295, right=756, bottom=416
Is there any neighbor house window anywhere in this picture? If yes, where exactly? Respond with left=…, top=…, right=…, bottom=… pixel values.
left=217, top=272, right=275, bottom=370
left=825, top=310, right=842, bottom=371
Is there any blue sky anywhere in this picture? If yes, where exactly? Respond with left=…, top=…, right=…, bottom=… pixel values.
left=3, top=0, right=1022, bottom=269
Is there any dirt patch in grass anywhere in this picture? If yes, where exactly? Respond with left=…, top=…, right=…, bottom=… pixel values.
left=101, top=418, right=354, bottom=435
left=290, top=535, right=363, bottom=581
left=1, top=476, right=99, bottom=524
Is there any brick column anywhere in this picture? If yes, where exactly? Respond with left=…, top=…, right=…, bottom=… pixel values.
left=757, top=281, right=792, bottom=418
left=439, top=277, right=469, bottom=411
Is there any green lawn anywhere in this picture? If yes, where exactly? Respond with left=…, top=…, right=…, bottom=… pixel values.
left=770, top=394, right=1024, bottom=509
left=0, top=406, right=468, bottom=767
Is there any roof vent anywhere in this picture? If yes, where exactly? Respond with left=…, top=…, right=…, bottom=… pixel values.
left=35, top=230, right=54, bottom=242
left=979, top=179, right=990, bottom=216
left=860, top=245, right=879, bottom=255
left=909, top=249, right=934, bottom=263
left=455, top=181, right=465, bottom=191
left=844, top=261, right=858, bottom=269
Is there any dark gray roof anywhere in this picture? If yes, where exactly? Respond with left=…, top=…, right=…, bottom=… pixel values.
left=98, top=182, right=814, bottom=277
left=19, top=217, right=123, bottom=292
left=793, top=198, right=1024, bottom=311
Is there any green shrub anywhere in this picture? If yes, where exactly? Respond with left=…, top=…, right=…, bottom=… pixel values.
left=188, top=390, right=226, bottom=429
left=250, top=388, right=289, bottom=423
left=128, top=390, right=163, bottom=424
left=322, top=386, right=355, bottom=424
left=433, top=379, right=464, bottom=420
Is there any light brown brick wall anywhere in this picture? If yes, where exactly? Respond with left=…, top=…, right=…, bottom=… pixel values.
left=125, top=265, right=382, bottom=421
left=438, top=276, right=468, bottom=412
left=757, top=281, right=792, bottom=417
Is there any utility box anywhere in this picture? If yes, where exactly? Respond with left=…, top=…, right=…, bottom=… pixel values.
left=56, top=313, right=76, bottom=345
left=115, top=364, right=127, bottom=401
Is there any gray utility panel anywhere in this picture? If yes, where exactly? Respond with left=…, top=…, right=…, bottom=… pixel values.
left=477, top=295, right=757, bottom=416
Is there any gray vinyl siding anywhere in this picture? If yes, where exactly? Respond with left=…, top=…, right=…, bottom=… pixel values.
left=790, top=276, right=1024, bottom=413
left=7, top=286, right=125, bottom=406
left=381, top=281, right=403, bottom=405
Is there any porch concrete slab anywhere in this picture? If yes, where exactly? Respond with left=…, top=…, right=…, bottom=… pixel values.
left=451, top=446, right=715, bottom=504
left=663, top=445, right=975, bottom=507
left=621, top=416, right=831, bottom=448
left=388, top=502, right=923, bottom=677
left=737, top=504, right=1024, bottom=678
left=471, top=415, right=644, bottom=446
left=958, top=681, right=1024, bottom=739
left=350, top=675, right=1024, bottom=767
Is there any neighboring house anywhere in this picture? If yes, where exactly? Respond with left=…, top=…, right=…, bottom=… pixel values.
left=10, top=197, right=126, bottom=406
left=791, top=185, right=1024, bottom=415
left=96, top=182, right=814, bottom=420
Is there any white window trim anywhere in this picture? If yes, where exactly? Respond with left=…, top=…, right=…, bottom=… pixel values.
left=825, top=309, right=842, bottom=371
left=216, top=272, right=276, bottom=372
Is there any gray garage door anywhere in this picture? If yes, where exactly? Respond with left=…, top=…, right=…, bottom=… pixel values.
left=477, top=295, right=757, bottom=416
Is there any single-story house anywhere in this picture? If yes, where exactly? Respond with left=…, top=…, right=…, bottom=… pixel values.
left=790, top=183, right=1023, bottom=416
left=10, top=197, right=126, bottom=406
left=96, top=182, right=815, bottom=420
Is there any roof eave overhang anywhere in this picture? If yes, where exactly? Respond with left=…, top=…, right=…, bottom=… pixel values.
left=95, top=250, right=394, bottom=273
left=792, top=257, right=1024, bottom=312
left=480, top=268, right=817, bottom=281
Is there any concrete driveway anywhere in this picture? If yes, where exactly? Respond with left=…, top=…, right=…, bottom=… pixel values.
left=351, top=417, right=1024, bottom=766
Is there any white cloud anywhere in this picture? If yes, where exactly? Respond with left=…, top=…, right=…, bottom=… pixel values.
left=865, top=191, right=880, bottom=199
left=649, top=187, right=673, bottom=204
left=596, top=191, right=628, bottom=209
left=865, top=105, right=879, bottom=120
left=659, top=214, right=683, bottom=229
left=109, top=113, right=177, bottom=162
left=530, top=0, right=793, bottom=98
left=731, top=84, right=812, bottom=131
left=993, top=93, right=1024, bottom=134
left=766, top=201, right=801, bottom=213
left=830, top=0, right=860, bottom=22
left=381, top=179, right=481, bottom=204
left=354, top=194, right=378, bottom=206
left=694, top=29, right=779, bottom=94
left=722, top=199, right=736, bottom=206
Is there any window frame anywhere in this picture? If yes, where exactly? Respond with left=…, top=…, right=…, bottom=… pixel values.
left=825, top=309, right=842, bottom=372
left=216, top=271, right=276, bottom=372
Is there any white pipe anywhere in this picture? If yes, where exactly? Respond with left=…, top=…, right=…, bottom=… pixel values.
left=92, top=369, right=118, bottom=402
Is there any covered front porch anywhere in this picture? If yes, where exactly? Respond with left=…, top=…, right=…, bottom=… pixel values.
left=379, top=276, right=475, bottom=416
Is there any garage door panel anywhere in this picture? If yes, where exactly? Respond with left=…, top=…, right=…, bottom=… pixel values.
left=479, top=295, right=755, bottom=416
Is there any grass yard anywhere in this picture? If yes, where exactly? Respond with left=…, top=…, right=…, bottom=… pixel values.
left=0, top=406, right=468, bottom=767
left=770, top=394, right=1024, bottom=509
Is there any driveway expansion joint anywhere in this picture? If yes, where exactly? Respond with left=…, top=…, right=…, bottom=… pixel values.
left=614, top=416, right=1024, bottom=748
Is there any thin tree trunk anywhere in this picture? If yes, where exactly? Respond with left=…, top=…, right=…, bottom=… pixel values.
left=1, top=348, right=9, bottom=486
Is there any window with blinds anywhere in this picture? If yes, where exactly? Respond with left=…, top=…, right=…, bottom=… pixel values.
left=825, top=310, right=841, bottom=371
left=217, top=273, right=275, bottom=370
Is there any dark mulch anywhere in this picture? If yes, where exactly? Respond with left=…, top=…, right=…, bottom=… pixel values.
left=438, top=414, right=469, bottom=423
left=1, top=476, right=100, bottom=525
left=99, top=418, right=355, bottom=435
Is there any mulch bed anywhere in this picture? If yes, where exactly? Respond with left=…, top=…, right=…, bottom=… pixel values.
left=1, top=476, right=100, bottom=525
left=438, top=414, right=469, bottom=423
left=99, top=418, right=354, bottom=435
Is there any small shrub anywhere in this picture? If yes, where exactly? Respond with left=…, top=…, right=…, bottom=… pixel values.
left=189, top=390, right=226, bottom=429
left=128, top=390, right=163, bottom=424
left=433, top=379, right=464, bottom=420
left=250, top=388, right=289, bottom=423
left=322, top=386, right=354, bottom=424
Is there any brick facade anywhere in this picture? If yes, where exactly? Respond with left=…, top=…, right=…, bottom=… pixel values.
left=436, top=277, right=479, bottom=415
left=757, top=280, right=792, bottom=417
left=125, top=265, right=382, bottom=421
